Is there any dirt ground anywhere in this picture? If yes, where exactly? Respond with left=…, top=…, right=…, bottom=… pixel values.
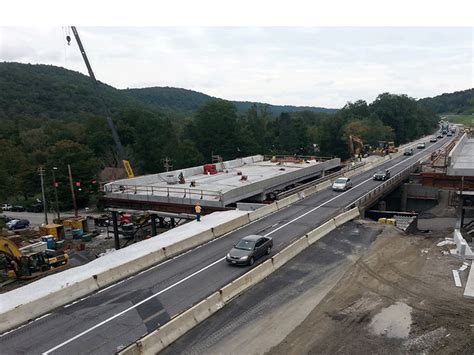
left=270, top=224, right=474, bottom=355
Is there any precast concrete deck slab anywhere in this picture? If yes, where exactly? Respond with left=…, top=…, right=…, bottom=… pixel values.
left=104, top=155, right=340, bottom=208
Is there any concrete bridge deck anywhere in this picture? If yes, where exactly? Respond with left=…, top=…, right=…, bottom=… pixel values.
left=104, top=155, right=340, bottom=208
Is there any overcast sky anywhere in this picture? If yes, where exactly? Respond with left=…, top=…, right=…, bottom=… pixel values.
left=1, top=27, right=472, bottom=108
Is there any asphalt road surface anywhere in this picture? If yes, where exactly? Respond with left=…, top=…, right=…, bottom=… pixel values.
left=161, top=221, right=382, bottom=355
left=0, top=136, right=453, bottom=354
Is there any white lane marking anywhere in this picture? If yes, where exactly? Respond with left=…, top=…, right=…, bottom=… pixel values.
left=43, top=138, right=449, bottom=353
left=42, top=257, right=225, bottom=355
left=0, top=313, right=51, bottom=337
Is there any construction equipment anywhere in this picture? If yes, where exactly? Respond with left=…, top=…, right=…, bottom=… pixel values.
left=0, top=238, right=69, bottom=280
left=387, top=141, right=398, bottom=153
left=348, top=135, right=368, bottom=158
left=67, top=26, right=135, bottom=178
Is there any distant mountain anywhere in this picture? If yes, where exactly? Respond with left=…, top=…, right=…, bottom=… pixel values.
left=126, top=87, right=337, bottom=115
left=0, top=62, right=336, bottom=119
left=418, top=88, right=474, bottom=114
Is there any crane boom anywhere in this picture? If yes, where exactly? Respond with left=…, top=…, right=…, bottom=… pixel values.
left=69, top=26, right=134, bottom=178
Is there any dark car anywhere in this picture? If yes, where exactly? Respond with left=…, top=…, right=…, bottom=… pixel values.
left=26, top=203, right=43, bottom=212
left=403, top=148, right=414, bottom=156
left=10, top=219, right=30, bottom=230
left=11, top=205, right=26, bottom=212
left=226, top=235, right=273, bottom=266
left=373, top=169, right=391, bottom=181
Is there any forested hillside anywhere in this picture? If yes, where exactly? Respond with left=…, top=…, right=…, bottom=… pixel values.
left=0, top=62, right=450, bottom=209
left=418, top=88, right=474, bottom=114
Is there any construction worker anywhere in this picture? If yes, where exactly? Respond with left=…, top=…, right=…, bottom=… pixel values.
left=195, top=203, right=202, bottom=222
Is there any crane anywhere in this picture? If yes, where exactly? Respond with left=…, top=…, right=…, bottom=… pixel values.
left=66, top=26, right=135, bottom=178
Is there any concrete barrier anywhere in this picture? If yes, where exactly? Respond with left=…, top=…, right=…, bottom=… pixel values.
left=0, top=277, right=100, bottom=334
left=220, top=260, right=274, bottom=303
left=248, top=203, right=278, bottom=221
left=301, top=185, right=318, bottom=198
left=333, top=208, right=360, bottom=227
left=306, top=219, right=337, bottom=245
left=316, top=180, right=331, bottom=191
left=272, top=237, right=309, bottom=270
left=464, top=262, right=474, bottom=299
left=212, top=214, right=251, bottom=237
left=94, top=249, right=167, bottom=289
left=276, top=194, right=300, bottom=210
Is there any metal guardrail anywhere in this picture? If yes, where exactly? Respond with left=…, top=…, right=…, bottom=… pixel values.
left=346, top=163, right=419, bottom=211
left=276, top=162, right=366, bottom=199
left=263, top=154, right=334, bottom=162
left=104, top=184, right=224, bottom=201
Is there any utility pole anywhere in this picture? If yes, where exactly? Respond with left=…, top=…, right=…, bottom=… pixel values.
left=52, top=167, right=61, bottom=222
left=68, top=164, right=78, bottom=217
left=38, top=167, right=48, bottom=225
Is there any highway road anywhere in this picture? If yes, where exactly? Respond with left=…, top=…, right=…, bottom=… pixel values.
left=0, top=136, right=453, bottom=354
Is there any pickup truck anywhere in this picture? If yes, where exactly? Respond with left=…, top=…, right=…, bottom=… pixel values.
left=1, top=204, right=12, bottom=211
left=373, top=170, right=391, bottom=181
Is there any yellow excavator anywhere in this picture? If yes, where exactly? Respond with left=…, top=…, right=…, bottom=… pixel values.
left=348, top=135, right=371, bottom=158
left=0, top=238, right=69, bottom=280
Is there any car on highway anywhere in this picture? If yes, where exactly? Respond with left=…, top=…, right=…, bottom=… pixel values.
left=10, top=205, right=26, bottom=212
left=430, top=137, right=437, bottom=142
left=403, top=148, right=414, bottom=156
left=373, top=169, right=391, bottom=181
left=417, top=142, right=426, bottom=149
left=437, top=133, right=443, bottom=139
left=226, top=235, right=273, bottom=266
left=9, top=219, right=30, bottom=230
left=447, top=132, right=453, bottom=137
left=332, top=177, right=353, bottom=191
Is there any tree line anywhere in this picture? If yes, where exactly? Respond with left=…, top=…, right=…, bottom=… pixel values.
left=0, top=92, right=439, bottom=209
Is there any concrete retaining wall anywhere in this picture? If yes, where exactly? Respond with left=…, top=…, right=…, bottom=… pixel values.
left=120, top=208, right=360, bottom=355
left=0, top=277, right=100, bottom=333
left=448, top=133, right=467, bottom=166
left=212, top=214, right=251, bottom=236
left=248, top=203, right=278, bottom=221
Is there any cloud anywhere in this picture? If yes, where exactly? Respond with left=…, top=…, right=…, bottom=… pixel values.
left=0, top=26, right=472, bottom=108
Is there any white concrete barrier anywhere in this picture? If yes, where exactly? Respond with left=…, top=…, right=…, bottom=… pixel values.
left=333, top=208, right=360, bottom=227
left=307, top=219, right=337, bottom=245
left=276, top=194, right=300, bottom=210
left=220, top=260, right=274, bottom=303
left=248, top=203, right=278, bottom=221
left=272, top=237, right=310, bottom=270
left=94, top=249, right=167, bottom=289
left=212, top=214, right=251, bottom=237
left=453, top=229, right=474, bottom=259
left=463, top=262, right=474, bottom=299
left=0, top=278, right=100, bottom=334
left=317, top=180, right=332, bottom=190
